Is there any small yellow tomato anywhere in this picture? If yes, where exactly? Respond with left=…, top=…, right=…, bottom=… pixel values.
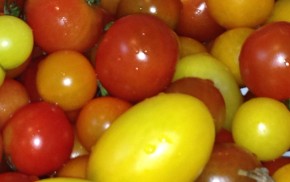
left=207, top=0, right=275, bottom=29
left=87, top=93, right=215, bottom=182
left=267, top=0, right=290, bottom=23
left=36, top=178, right=91, bottom=182
left=272, top=163, right=290, bottom=182
left=210, top=27, right=254, bottom=86
left=57, top=155, right=89, bottom=179
left=173, top=52, right=243, bottom=130
left=232, top=97, right=290, bottom=161
left=178, top=36, right=207, bottom=58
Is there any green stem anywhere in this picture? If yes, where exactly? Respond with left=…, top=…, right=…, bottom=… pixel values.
left=86, top=0, right=100, bottom=6
left=3, top=0, right=21, bottom=17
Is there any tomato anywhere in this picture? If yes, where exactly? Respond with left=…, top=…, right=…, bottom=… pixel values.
left=273, top=163, right=290, bottom=182
left=178, top=36, right=207, bottom=58
left=36, top=50, right=97, bottom=111
left=76, top=96, right=132, bottom=152
left=36, top=178, right=91, bottom=182
left=210, top=27, right=254, bottom=86
left=2, top=102, right=74, bottom=176
left=176, top=0, right=225, bottom=43
left=195, top=143, right=261, bottom=182
left=239, top=21, right=290, bottom=100
left=99, top=0, right=121, bottom=16
left=95, top=14, right=179, bottom=103
left=0, top=15, right=33, bottom=70
left=232, top=97, right=290, bottom=161
left=207, top=0, right=274, bottom=29
left=173, top=52, right=243, bottom=130
left=87, top=93, right=215, bottom=182
left=116, top=0, right=182, bottom=29
left=267, top=0, right=290, bottom=23
left=25, top=0, right=104, bottom=53
left=0, top=172, right=38, bottom=182
left=262, top=156, right=290, bottom=175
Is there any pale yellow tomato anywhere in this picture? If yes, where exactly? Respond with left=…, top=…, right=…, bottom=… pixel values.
left=273, top=163, right=290, bottom=182
left=267, top=0, right=290, bottom=23
left=210, top=27, right=254, bottom=86
left=173, top=52, right=243, bottom=130
left=232, top=97, right=290, bottom=161
left=178, top=36, right=207, bottom=58
left=207, top=0, right=275, bottom=29
left=87, top=93, right=215, bottom=182
left=36, top=177, right=91, bottom=182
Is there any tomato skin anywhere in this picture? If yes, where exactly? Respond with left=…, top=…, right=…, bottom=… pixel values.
left=2, top=102, right=74, bottom=176
left=25, top=0, right=104, bottom=53
left=0, top=172, right=39, bottom=182
left=95, top=14, right=179, bottom=102
left=239, top=21, right=290, bottom=100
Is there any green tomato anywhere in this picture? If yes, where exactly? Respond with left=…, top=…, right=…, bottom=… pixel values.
left=0, top=15, right=33, bottom=70
left=87, top=93, right=215, bottom=182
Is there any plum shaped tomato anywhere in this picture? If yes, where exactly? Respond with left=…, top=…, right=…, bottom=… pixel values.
left=239, top=21, right=290, bottom=100
left=95, top=14, right=179, bottom=103
left=2, top=102, right=74, bottom=176
left=24, top=0, right=104, bottom=53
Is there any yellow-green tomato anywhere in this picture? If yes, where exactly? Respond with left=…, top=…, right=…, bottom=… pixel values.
left=87, top=93, right=215, bottom=182
left=232, top=97, right=290, bottom=161
left=173, top=52, right=243, bottom=130
left=36, top=177, right=92, bottom=182
left=0, top=15, right=33, bottom=70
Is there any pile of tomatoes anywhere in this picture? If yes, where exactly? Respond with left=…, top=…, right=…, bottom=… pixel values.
left=0, top=0, right=289, bottom=181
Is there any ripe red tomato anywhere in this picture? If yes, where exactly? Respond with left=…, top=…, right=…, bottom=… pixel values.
left=2, top=102, right=74, bottom=176
left=0, top=172, right=38, bottom=182
left=95, top=14, right=179, bottom=103
left=24, top=0, right=104, bottom=53
left=239, top=21, right=290, bottom=100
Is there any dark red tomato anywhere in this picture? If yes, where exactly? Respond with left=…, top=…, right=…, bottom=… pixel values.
left=196, top=143, right=262, bottom=182
left=95, top=14, right=179, bottom=103
left=116, top=0, right=182, bottom=29
left=2, top=101, right=74, bottom=176
left=24, top=0, right=104, bottom=53
left=215, top=128, right=234, bottom=143
left=176, top=0, right=225, bottom=43
left=0, top=172, right=38, bottom=182
left=239, top=21, right=290, bottom=100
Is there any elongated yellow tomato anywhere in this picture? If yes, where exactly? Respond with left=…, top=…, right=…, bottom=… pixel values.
left=87, top=93, right=215, bottom=182
left=173, top=52, right=243, bottom=130
left=36, top=177, right=91, bottom=182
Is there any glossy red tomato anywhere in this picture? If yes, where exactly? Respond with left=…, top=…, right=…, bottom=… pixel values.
left=116, top=0, right=182, bottom=29
left=95, top=14, right=179, bottom=102
left=176, top=0, right=225, bottom=43
left=0, top=172, right=38, bottom=182
left=2, top=102, right=74, bottom=176
left=24, top=0, right=104, bottom=53
left=239, top=21, right=290, bottom=100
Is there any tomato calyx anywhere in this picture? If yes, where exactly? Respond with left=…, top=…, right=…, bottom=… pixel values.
left=3, top=0, right=21, bottom=17
left=238, top=167, right=274, bottom=182
left=86, top=0, right=100, bottom=6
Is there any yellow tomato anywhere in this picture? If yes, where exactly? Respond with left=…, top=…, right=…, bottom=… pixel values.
left=267, top=0, right=290, bottom=23
left=273, top=163, right=290, bottom=182
left=210, top=27, right=254, bottom=86
left=207, top=0, right=275, bottom=29
left=57, top=155, right=89, bottom=179
left=232, top=97, right=290, bottom=161
left=173, top=52, right=243, bottom=130
left=178, top=36, right=207, bottom=58
left=87, top=93, right=215, bottom=182
left=36, top=178, right=92, bottom=182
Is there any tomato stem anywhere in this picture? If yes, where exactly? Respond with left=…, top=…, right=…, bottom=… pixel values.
left=3, top=0, right=21, bottom=17
left=86, top=0, right=100, bottom=6
left=238, top=168, right=274, bottom=182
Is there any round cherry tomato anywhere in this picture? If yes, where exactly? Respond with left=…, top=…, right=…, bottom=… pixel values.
left=239, top=21, right=290, bottom=100
left=25, top=0, right=104, bottom=53
left=232, top=97, right=290, bottom=161
left=116, top=0, right=182, bottom=29
left=2, top=101, right=74, bottom=176
left=36, top=50, right=97, bottom=111
left=95, top=14, right=179, bottom=103
left=0, top=172, right=38, bottom=182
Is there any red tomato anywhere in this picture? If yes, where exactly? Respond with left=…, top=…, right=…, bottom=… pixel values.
left=176, top=0, right=225, bottom=43
left=239, top=21, right=290, bottom=100
left=24, top=0, right=104, bottom=53
left=95, top=14, right=179, bottom=102
left=262, top=156, right=290, bottom=175
left=0, top=172, right=38, bottom=182
left=2, top=102, right=74, bottom=176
